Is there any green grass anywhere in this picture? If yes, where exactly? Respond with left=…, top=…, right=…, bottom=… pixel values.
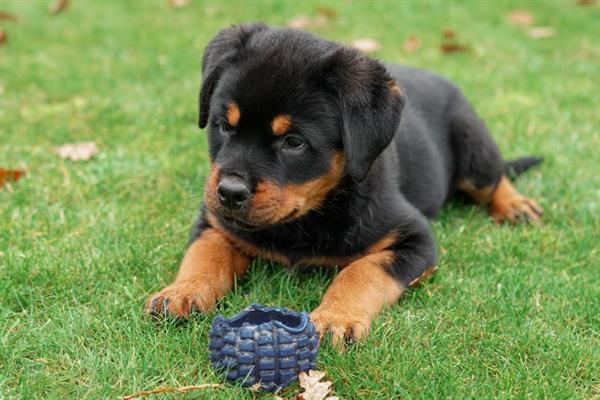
left=1, top=0, right=598, bottom=398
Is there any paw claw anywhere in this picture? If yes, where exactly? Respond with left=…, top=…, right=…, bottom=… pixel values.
left=311, top=305, right=371, bottom=351
left=161, top=299, right=171, bottom=318
left=145, top=280, right=217, bottom=320
left=149, top=297, right=160, bottom=315
left=491, top=195, right=543, bottom=225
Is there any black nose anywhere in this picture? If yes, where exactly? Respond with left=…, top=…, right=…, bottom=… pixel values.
left=217, top=175, right=251, bottom=210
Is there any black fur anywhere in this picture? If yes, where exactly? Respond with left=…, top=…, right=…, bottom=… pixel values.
left=505, top=156, right=544, bottom=178
left=191, top=24, right=540, bottom=287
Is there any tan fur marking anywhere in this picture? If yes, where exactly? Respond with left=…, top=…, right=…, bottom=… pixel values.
left=250, top=152, right=346, bottom=224
left=387, top=79, right=403, bottom=97
left=489, top=175, right=543, bottom=224
left=203, top=154, right=345, bottom=229
left=458, top=179, right=495, bottom=204
left=311, top=251, right=405, bottom=347
left=226, top=102, right=240, bottom=127
left=409, top=265, right=438, bottom=287
left=203, top=163, right=220, bottom=213
left=207, top=212, right=290, bottom=266
left=369, top=230, right=398, bottom=253
left=271, top=114, right=292, bottom=136
left=208, top=211, right=399, bottom=269
left=145, top=228, right=250, bottom=317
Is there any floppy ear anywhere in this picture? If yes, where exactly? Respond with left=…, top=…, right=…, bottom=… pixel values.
left=198, top=23, right=267, bottom=128
left=323, top=48, right=406, bottom=182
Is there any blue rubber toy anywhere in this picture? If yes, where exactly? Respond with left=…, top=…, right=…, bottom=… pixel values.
left=209, top=303, right=319, bottom=391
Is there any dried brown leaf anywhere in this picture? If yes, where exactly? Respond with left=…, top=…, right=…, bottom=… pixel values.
left=0, top=11, right=20, bottom=21
left=287, top=14, right=329, bottom=29
left=297, top=370, right=336, bottom=400
left=49, top=0, right=69, bottom=15
left=314, top=15, right=329, bottom=28
left=287, top=15, right=313, bottom=29
left=442, top=28, right=456, bottom=38
left=403, top=34, right=421, bottom=53
left=121, top=383, right=222, bottom=400
left=576, top=0, right=596, bottom=6
left=528, top=26, right=555, bottom=38
left=0, top=168, right=25, bottom=188
left=440, top=42, right=470, bottom=54
left=315, top=5, right=338, bottom=19
left=351, top=38, right=381, bottom=53
left=507, top=10, right=534, bottom=26
left=54, top=142, right=100, bottom=161
left=168, top=0, right=189, bottom=8
left=0, top=29, right=6, bottom=45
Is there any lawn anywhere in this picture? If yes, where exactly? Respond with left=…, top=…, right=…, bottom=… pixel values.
left=0, top=0, right=598, bottom=398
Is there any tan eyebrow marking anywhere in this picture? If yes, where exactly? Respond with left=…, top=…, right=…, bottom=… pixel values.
left=387, top=79, right=403, bottom=97
left=226, top=102, right=240, bottom=127
left=271, top=114, right=292, bottom=136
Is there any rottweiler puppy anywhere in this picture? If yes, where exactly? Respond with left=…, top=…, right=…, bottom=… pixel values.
left=146, top=23, right=543, bottom=346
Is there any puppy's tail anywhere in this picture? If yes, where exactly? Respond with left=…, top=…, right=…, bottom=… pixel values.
left=505, top=156, right=544, bottom=179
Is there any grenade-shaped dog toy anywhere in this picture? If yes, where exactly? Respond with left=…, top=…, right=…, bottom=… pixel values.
left=209, top=303, right=318, bottom=391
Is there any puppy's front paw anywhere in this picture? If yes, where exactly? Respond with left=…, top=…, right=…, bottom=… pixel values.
left=145, top=280, right=218, bottom=319
left=491, top=194, right=543, bottom=224
left=310, top=302, right=371, bottom=350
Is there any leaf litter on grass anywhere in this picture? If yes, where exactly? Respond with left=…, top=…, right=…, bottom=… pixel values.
left=49, top=0, right=69, bottom=15
left=506, top=10, right=555, bottom=40
left=528, top=27, right=555, bottom=38
left=507, top=10, right=534, bottom=26
left=351, top=38, right=381, bottom=54
left=296, top=370, right=338, bottom=400
left=167, top=0, right=190, bottom=8
left=54, top=142, right=100, bottom=161
left=120, top=370, right=337, bottom=400
left=403, top=34, right=421, bottom=53
left=440, top=28, right=470, bottom=54
left=0, top=168, right=25, bottom=189
left=287, top=5, right=338, bottom=29
left=0, top=11, right=19, bottom=21
left=442, top=28, right=456, bottom=38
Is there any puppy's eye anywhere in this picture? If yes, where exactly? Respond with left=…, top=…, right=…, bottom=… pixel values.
left=218, top=124, right=233, bottom=137
left=282, top=135, right=305, bottom=150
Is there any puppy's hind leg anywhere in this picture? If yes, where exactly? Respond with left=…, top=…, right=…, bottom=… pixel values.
left=450, top=95, right=543, bottom=224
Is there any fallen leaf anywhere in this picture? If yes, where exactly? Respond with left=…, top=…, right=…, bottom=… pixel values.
left=315, top=5, right=338, bottom=19
left=49, top=0, right=69, bottom=15
left=440, top=43, right=470, bottom=53
left=576, top=0, right=596, bottom=5
left=0, top=29, right=6, bottom=45
left=403, top=34, right=421, bottom=53
left=442, top=28, right=456, bottom=39
left=297, top=370, right=337, bottom=400
left=0, top=168, right=25, bottom=189
left=528, top=26, right=555, bottom=38
left=0, top=11, right=20, bottom=21
left=351, top=38, right=381, bottom=53
left=167, top=0, right=189, bottom=8
left=311, top=14, right=328, bottom=28
left=54, top=142, right=100, bottom=161
left=286, top=14, right=329, bottom=29
left=287, top=15, right=313, bottom=29
left=507, top=10, right=534, bottom=26
left=122, top=383, right=222, bottom=400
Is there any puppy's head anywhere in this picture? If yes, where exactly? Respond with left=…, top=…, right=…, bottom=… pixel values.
left=199, top=23, right=406, bottom=230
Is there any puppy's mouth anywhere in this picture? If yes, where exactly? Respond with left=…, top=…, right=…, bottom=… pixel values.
left=221, top=215, right=260, bottom=231
left=217, top=208, right=300, bottom=231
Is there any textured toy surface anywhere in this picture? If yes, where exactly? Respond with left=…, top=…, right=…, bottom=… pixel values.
left=209, top=304, right=319, bottom=391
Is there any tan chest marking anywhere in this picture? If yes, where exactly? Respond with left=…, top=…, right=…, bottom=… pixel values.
left=207, top=212, right=398, bottom=268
